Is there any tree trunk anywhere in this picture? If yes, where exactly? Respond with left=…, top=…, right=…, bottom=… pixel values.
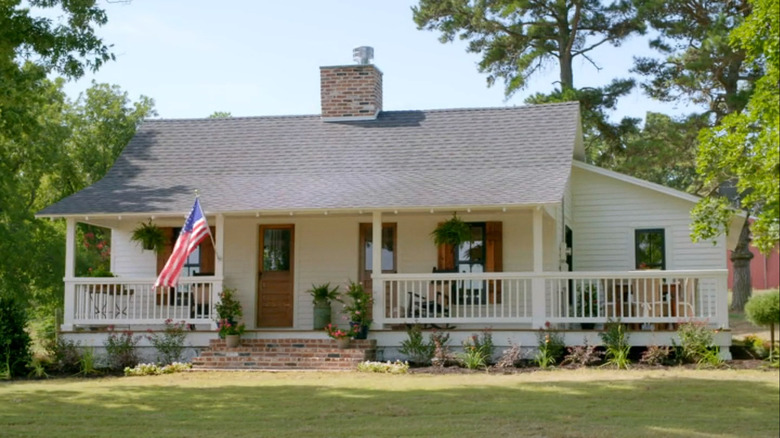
left=730, top=217, right=753, bottom=311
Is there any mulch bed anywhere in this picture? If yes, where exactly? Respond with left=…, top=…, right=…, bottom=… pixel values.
left=408, top=359, right=773, bottom=374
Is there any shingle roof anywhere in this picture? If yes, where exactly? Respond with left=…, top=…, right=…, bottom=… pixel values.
left=38, top=102, right=580, bottom=216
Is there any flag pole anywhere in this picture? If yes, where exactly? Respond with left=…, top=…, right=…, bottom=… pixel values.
left=194, top=190, right=222, bottom=261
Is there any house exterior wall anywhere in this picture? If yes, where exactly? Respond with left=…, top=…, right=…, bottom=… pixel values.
left=570, top=166, right=727, bottom=271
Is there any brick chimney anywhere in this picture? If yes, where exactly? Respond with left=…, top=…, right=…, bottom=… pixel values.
left=320, top=46, right=383, bottom=121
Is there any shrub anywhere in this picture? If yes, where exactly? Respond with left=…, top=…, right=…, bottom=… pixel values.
left=104, top=327, right=139, bottom=371
left=742, top=334, right=770, bottom=359
left=49, top=338, right=83, bottom=374
left=640, top=345, right=672, bottom=366
left=459, top=347, right=487, bottom=370
left=600, top=321, right=631, bottom=369
left=562, top=344, right=603, bottom=367
left=745, top=292, right=779, bottom=361
left=675, top=321, right=723, bottom=368
left=496, top=340, right=523, bottom=368
left=356, top=360, right=409, bottom=374
left=78, top=347, right=99, bottom=376
left=124, top=362, right=192, bottom=376
left=430, top=330, right=454, bottom=367
left=0, top=296, right=32, bottom=378
left=147, top=319, right=189, bottom=365
left=534, top=324, right=565, bottom=368
left=399, top=324, right=435, bottom=365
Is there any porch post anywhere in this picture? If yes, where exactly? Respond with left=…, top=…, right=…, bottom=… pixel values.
left=715, top=271, right=729, bottom=329
left=212, top=213, right=225, bottom=330
left=371, top=211, right=384, bottom=329
left=62, top=217, right=76, bottom=331
left=531, top=207, right=546, bottom=328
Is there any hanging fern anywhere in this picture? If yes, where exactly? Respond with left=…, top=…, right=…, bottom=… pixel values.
left=431, top=213, right=471, bottom=247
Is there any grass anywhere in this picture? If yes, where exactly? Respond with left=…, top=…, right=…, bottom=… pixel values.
left=1, top=370, right=778, bottom=437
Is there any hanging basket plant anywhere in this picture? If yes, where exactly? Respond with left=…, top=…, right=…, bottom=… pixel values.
left=130, top=220, right=166, bottom=253
left=431, top=213, right=471, bottom=247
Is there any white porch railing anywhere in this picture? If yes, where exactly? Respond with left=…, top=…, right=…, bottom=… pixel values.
left=63, top=276, right=222, bottom=328
left=374, top=270, right=728, bottom=329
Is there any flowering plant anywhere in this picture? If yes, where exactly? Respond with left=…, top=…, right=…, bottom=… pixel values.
left=215, top=288, right=243, bottom=323
left=324, top=323, right=358, bottom=340
left=218, top=319, right=245, bottom=337
left=342, top=280, right=373, bottom=327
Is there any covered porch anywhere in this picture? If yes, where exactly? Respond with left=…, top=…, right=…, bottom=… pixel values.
left=58, top=207, right=729, bottom=336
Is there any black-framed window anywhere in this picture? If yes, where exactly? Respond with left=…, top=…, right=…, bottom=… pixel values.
left=457, top=223, right=486, bottom=303
left=635, top=229, right=665, bottom=270
left=173, top=227, right=201, bottom=276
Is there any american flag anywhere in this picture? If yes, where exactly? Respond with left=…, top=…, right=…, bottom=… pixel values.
left=154, top=198, right=210, bottom=288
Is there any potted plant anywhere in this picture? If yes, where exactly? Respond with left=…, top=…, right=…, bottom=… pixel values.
left=431, top=213, right=472, bottom=270
left=130, top=220, right=166, bottom=253
left=308, top=283, right=341, bottom=330
left=343, top=280, right=373, bottom=339
left=324, top=323, right=358, bottom=349
left=431, top=213, right=471, bottom=248
left=218, top=319, right=245, bottom=348
left=571, top=284, right=599, bottom=329
left=216, top=288, right=244, bottom=346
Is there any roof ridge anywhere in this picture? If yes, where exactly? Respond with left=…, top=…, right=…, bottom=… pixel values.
left=142, top=101, right=579, bottom=123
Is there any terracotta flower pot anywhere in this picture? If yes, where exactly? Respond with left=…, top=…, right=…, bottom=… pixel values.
left=336, top=338, right=351, bottom=349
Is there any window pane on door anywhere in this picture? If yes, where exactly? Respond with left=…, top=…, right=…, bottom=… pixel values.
left=263, top=229, right=291, bottom=271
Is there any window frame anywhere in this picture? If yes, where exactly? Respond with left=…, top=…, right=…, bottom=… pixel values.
left=634, top=228, right=666, bottom=270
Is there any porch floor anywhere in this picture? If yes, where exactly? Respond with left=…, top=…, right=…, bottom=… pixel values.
left=191, top=338, right=377, bottom=371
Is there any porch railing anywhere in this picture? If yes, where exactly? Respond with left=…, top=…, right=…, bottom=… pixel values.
left=373, top=270, right=728, bottom=329
left=63, top=276, right=222, bottom=328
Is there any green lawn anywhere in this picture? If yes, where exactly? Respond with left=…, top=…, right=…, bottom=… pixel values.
left=1, top=370, right=778, bottom=437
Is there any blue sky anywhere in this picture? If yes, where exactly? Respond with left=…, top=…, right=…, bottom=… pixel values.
left=61, top=1, right=689, bottom=121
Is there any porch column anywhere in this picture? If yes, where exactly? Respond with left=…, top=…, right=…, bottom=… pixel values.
left=531, top=207, right=546, bottom=328
left=213, top=213, right=225, bottom=330
left=715, top=271, right=729, bottom=329
left=62, top=217, right=76, bottom=331
left=371, top=211, right=384, bottom=329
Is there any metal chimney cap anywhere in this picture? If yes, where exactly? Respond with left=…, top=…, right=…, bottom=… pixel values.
left=353, top=46, right=374, bottom=65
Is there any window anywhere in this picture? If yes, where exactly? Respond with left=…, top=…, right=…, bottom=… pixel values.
left=363, top=225, right=395, bottom=272
left=173, top=227, right=202, bottom=276
left=457, top=223, right=486, bottom=303
left=635, top=229, right=665, bottom=270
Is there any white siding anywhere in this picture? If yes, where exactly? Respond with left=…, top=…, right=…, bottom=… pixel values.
left=571, top=166, right=727, bottom=271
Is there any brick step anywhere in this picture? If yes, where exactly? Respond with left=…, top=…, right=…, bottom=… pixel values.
left=192, top=338, right=376, bottom=371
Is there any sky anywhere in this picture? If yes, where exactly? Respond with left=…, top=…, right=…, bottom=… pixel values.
left=60, top=0, right=690, bottom=121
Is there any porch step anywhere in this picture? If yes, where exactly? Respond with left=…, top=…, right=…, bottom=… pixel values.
left=191, top=338, right=376, bottom=371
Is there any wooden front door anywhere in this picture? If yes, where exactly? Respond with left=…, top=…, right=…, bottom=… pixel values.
left=257, top=225, right=294, bottom=327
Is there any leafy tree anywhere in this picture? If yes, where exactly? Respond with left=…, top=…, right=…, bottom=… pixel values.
left=633, top=0, right=756, bottom=121
left=208, top=111, right=232, bottom=118
left=413, top=0, right=643, bottom=94
left=1, top=0, right=114, bottom=304
left=693, top=0, right=779, bottom=259
left=412, top=0, right=645, bottom=160
left=634, top=0, right=765, bottom=310
left=0, top=78, right=154, bottom=312
left=607, top=112, right=709, bottom=193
